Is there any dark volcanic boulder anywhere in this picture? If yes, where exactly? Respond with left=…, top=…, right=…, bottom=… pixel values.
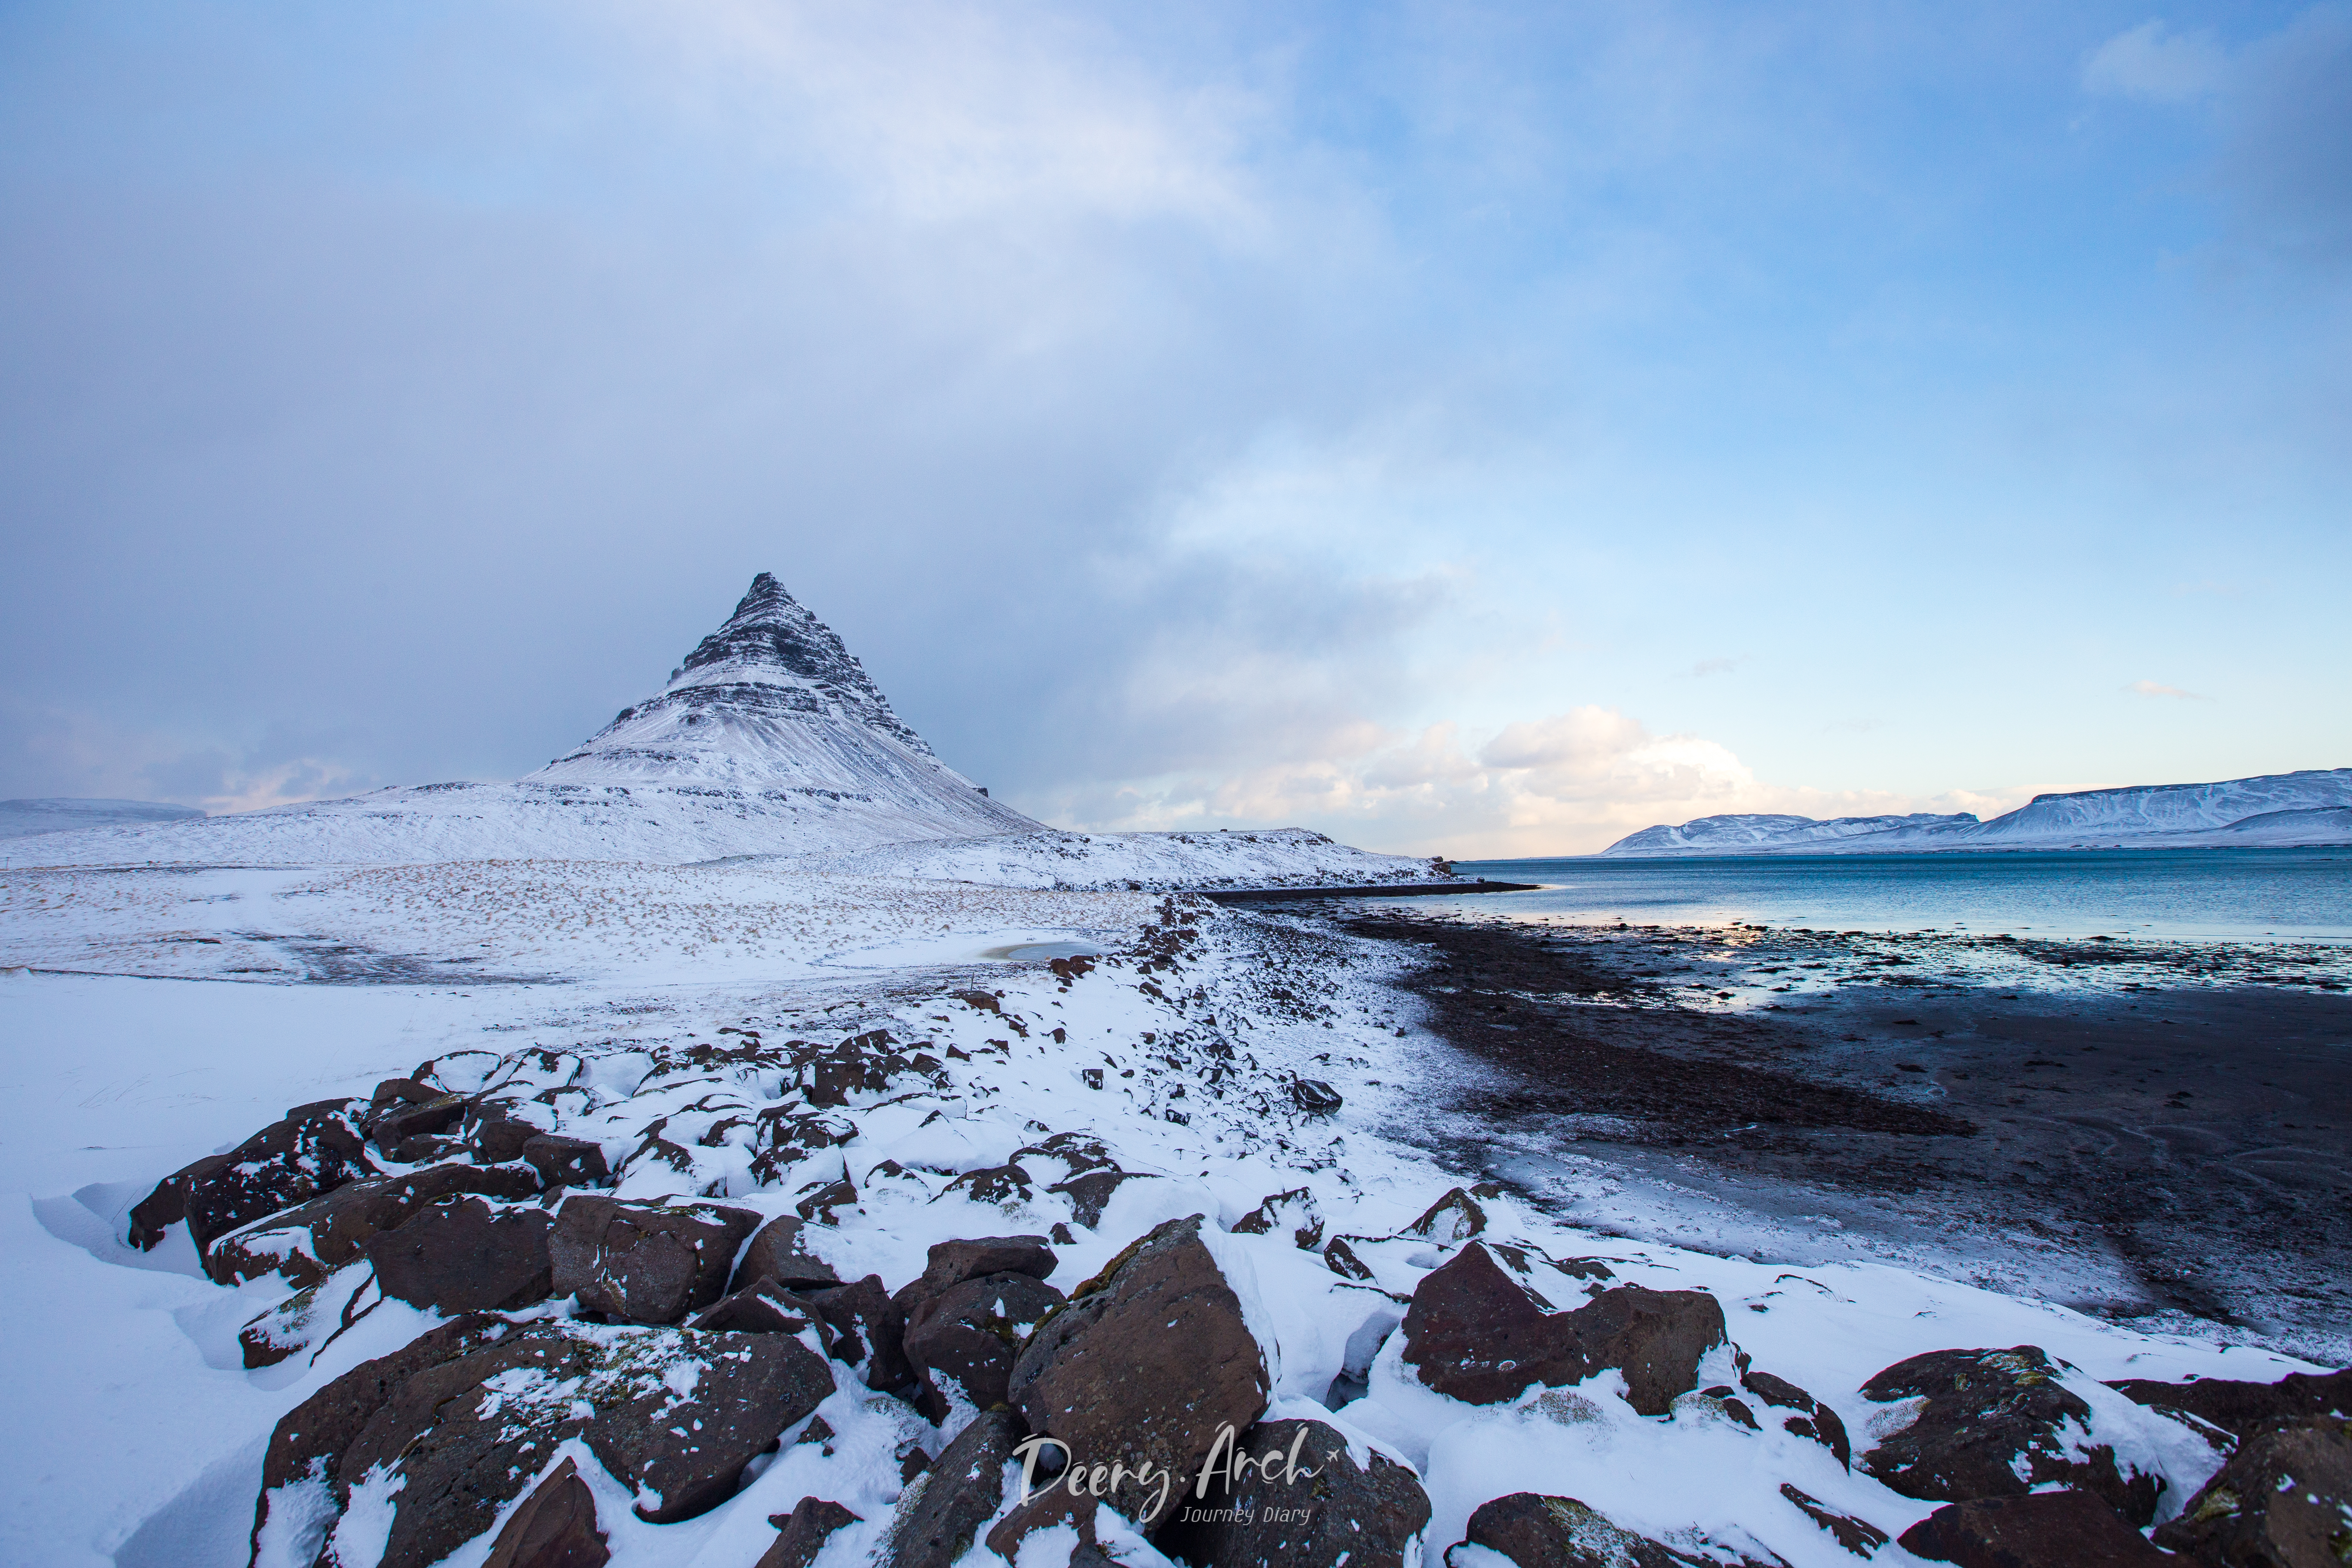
left=986, top=1486, right=1105, bottom=1562
left=128, top=1096, right=377, bottom=1250
left=548, top=1195, right=760, bottom=1323
left=729, top=1215, right=843, bottom=1293
left=902, top=1234, right=1057, bottom=1299
left=692, top=1277, right=833, bottom=1342
left=2152, top=1417, right=2352, bottom=1566
left=1859, top=1347, right=2162, bottom=1525
left=758, top=1496, right=861, bottom=1568
left=1738, top=1364, right=1852, bottom=1469
left=1777, top=1484, right=1888, bottom=1556
left=1051, top=1168, right=1155, bottom=1228
left=1009, top=1216, right=1270, bottom=1527
left=369, top=1089, right=468, bottom=1148
left=882, top=1409, right=1020, bottom=1568
left=903, top=1271, right=1066, bottom=1418
left=1454, top=1493, right=1713, bottom=1568
left=581, top=1332, right=838, bottom=1522
left=523, top=1133, right=610, bottom=1189
left=206, top=1161, right=541, bottom=1287
left=1406, top=1187, right=1486, bottom=1244
left=1158, top=1418, right=1430, bottom=1568
left=461, top=1105, right=543, bottom=1165
left=1401, top=1244, right=1724, bottom=1414
left=307, top=1323, right=831, bottom=1565
left=248, top=1314, right=515, bottom=1562
left=801, top=1274, right=915, bottom=1393
left=1231, top=1187, right=1325, bottom=1250
left=480, top=1456, right=609, bottom=1568
left=2110, top=1367, right=2352, bottom=1441
left=364, top=1196, right=555, bottom=1313
left=1899, top=1490, right=2169, bottom=1568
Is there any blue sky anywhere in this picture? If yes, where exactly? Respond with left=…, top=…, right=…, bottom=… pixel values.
left=2, top=1, right=2346, bottom=854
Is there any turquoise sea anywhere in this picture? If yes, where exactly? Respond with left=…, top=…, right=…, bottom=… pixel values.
left=1446, top=847, right=2352, bottom=942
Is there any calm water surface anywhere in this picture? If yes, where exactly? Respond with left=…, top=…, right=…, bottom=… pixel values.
left=1445, top=848, right=2352, bottom=941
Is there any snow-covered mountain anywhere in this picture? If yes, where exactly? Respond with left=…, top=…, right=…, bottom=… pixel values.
left=0, top=575, right=1456, bottom=886
left=0, top=574, right=1041, bottom=868
left=1604, top=812, right=1977, bottom=855
left=0, top=798, right=202, bottom=839
left=1602, top=768, right=2352, bottom=855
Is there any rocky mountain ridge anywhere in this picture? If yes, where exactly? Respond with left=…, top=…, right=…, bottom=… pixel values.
left=1603, top=767, right=2352, bottom=856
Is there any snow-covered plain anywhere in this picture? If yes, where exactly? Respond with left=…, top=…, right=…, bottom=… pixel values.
left=1, top=882, right=2307, bottom=1568
left=1605, top=767, right=2352, bottom=855
left=0, top=579, right=2322, bottom=1567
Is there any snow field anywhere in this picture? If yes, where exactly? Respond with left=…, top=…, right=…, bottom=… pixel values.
left=3, top=892, right=2318, bottom=1567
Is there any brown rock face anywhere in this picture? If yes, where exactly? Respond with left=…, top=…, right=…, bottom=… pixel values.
left=1400, top=1245, right=1725, bottom=1415
left=548, top=1196, right=761, bottom=1324
left=2109, top=1367, right=2352, bottom=1441
left=1899, top=1491, right=2169, bottom=1568
left=902, top=1271, right=1066, bottom=1417
left=581, top=1334, right=838, bottom=1522
left=1456, top=1493, right=1714, bottom=1568
left=1406, top=1187, right=1486, bottom=1244
left=904, top=1235, right=1057, bottom=1298
left=206, top=1161, right=541, bottom=1287
left=985, top=1485, right=1103, bottom=1562
left=691, top=1278, right=832, bottom=1341
left=480, top=1457, right=609, bottom=1568
left=1009, top=1216, right=1270, bottom=1527
left=1052, top=1169, right=1154, bottom=1228
left=129, top=1097, right=377, bottom=1250
left=248, top=1314, right=514, bottom=1562
left=2152, top=1417, right=2352, bottom=1568
left=365, top=1196, right=555, bottom=1313
left=1158, top=1418, right=1430, bottom=1568
left=1739, top=1366, right=1852, bottom=1469
left=1231, top=1188, right=1324, bottom=1251
left=801, top=1274, right=915, bottom=1393
left=523, top=1133, right=609, bottom=1189
left=1777, top=1485, right=1888, bottom=1557
left=303, top=1323, right=831, bottom=1566
left=882, top=1409, right=1020, bottom=1568
left=1859, top=1347, right=2162, bottom=1525
left=758, top=1497, right=861, bottom=1568
left=729, top=1215, right=842, bottom=1293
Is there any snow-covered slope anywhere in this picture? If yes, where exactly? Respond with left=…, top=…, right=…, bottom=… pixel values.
left=778, top=826, right=1455, bottom=891
left=1605, top=812, right=1975, bottom=855
left=1603, top=768, right=2352, bottom=856
left=0, top=575, right=1041, bottom=869
left=0, top=799, right=202, bottom=840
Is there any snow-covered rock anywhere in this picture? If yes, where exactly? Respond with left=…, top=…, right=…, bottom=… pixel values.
left=1603, top=768, right=2352, bottom=856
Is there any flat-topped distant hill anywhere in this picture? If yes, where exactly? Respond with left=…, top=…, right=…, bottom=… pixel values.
left=1604, top=767, right=2352, bottom=856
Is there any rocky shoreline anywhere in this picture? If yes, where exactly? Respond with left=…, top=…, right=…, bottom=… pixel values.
left=86, top=900, right=2352, bottom=1568
left=1344, top=909, right=2352, bottom=1360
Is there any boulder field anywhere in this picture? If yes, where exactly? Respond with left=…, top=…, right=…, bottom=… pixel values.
left=117, top=904, right=2346, bottom=1568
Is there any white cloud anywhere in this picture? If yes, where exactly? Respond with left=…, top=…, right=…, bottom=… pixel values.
left=2083, top=21, right=2231, bottom=104
left=1052, top=703, right=2039, bottom=858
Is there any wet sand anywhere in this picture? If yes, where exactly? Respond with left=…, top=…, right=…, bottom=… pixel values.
left=1342, top=910, right=2352, bottom=1361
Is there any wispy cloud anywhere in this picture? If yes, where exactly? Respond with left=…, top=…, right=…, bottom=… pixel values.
left=2126, top=680, right=2203, bottom=700
left=1683, top=657, right=1737, bottom=677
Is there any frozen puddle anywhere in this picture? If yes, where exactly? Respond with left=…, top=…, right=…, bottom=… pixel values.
left=816, top=929, right=1109, bottom=969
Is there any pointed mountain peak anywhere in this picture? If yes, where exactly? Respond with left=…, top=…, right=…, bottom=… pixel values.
left=673, top=573, right=865, bottom=690
left=530, top=573, right=983, bottom=787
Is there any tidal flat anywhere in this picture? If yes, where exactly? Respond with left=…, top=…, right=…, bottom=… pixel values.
left=1344, top=909, right=2352, bottom=1362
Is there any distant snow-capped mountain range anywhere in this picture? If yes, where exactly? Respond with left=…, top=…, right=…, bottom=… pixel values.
left=1603, top=768, right=2352, bottom=856
left=0, top=575, right=1451, bottom=889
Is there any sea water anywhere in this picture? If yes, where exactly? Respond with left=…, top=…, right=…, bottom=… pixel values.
left=1445, top=847, right=2352, bottom=941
